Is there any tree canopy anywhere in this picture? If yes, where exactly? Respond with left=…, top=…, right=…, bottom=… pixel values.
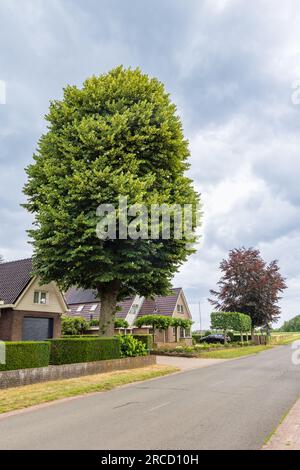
left=23, top=66, right=200, bottom=336
left=209, top=248, right=287, bottom=328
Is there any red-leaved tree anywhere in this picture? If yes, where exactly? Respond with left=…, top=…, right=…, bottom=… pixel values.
left=209, top=248, right=287, bottom=329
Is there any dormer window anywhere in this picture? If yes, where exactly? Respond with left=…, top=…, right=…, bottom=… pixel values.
left=76, top=305, right=84, bottom=312
left=90, top=304, right=97, bottom=311
left=34, top=291, right=47, bottom=305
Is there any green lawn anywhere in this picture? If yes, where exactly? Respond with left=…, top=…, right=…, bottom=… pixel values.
left=0, top=365, right=178, bottom=415
left=198, top=345, right=273, bottom=359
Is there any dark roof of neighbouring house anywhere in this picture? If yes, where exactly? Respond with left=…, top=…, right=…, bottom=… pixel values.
left=65, top=287, right=98, bottom=305
left=65, top=287, right=184, bottom=320
left=0, top=258, right=33, bottom=305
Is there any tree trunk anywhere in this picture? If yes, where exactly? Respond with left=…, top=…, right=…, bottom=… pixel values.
left=240, top=331, right=244, bottom=344
left=175, top=327, right=178, bottom=343
left=98, top=281, right=120, bottom=337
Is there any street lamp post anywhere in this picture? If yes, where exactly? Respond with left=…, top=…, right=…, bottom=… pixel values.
left=199, top=300, right=202, bottom=336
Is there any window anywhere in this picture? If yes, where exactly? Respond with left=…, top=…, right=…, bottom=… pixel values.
left=33, top=291, right=47, bottom=305
left=76, top=305, right=84, bottom=312
left=177, top=305, right=184, bottom=313
left=90, top=304, right=97, bottom=311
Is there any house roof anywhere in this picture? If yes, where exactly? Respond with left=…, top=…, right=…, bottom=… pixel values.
left=0, top=258, right=33, bottom=305
left=137, top=288, right=182, bottom=318
left=65, top=287, right=184, bottom=320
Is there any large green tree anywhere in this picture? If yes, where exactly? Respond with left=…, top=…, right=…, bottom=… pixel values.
left=23, top=67, right=200, bottom=336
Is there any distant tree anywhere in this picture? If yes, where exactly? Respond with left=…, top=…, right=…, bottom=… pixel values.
left=209, top=248, right=287, bottom=330
left=23, top=66, right=200, bottom=337
left=280, top=315, right=300, bottom=332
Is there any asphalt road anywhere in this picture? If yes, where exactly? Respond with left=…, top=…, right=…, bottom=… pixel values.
left=0, top=345, right=299, bottom=450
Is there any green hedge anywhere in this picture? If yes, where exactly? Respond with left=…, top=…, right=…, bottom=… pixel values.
left=0, top=341, right=50, bottom=372
left=132, top=334, right=153, bottom=350
left=49, top=337, right=121, bottom=365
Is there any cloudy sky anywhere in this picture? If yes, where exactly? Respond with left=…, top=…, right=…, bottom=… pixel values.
left=1, top=0, right=300, bottom=328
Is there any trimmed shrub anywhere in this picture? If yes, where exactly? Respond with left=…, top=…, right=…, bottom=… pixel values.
left=133, top=334, right=153, bottom=350
left=49, top=337, right=121, bottom=365
left=61, top=315, right=89, bottom=336
left=115, top=319, right=129, bottom=329
left=0, top=341, right=50, bottom=371
left=119, top=335, right=147, bottom=357
left=88, top=319, right=129, bottom=329
left=135, top=315, right=172, bottom=341
left=211, top=312, right=252, bottom=341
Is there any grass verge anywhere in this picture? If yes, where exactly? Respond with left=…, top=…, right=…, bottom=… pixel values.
left=270, top=333, right=300, bottom=345
left=198, top=345, right=273, bottom=359
left=0, top=365, right=178, bottom=415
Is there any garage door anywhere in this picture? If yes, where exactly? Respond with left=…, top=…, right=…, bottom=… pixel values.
left=22, top=317, right=54, bottom=341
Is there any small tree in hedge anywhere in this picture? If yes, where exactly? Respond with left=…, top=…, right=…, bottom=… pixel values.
left=61, top=315, right=89, bottom=336
left=211, top=312, right=252, bottom=344
left=171, top=318, right=193, bottom=342
left=135, top=315, right=172, bottom=342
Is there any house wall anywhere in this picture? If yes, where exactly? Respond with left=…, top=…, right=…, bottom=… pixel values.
left=0, top=309, right=14, bottom=341
left=0, top=309, right=61, bottom=341
left=15, top=278, right=65, bottom=314
left=164, top=292, right=192, bottom=343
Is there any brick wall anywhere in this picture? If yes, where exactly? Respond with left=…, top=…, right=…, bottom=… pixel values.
left=0, top=355, right=156, bottom=389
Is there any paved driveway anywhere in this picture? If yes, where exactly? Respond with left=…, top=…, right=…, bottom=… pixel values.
left=156, top=355, right=226, bottom=369
left=0, top=345, right=299, bottom=450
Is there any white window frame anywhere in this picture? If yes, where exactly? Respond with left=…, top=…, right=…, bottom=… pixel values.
left=33, top=291, right=48, bottom=305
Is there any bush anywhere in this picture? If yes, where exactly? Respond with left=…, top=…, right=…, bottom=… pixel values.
left=132, top=334, right=153, bottom=350
left=49, top=337, right=121, bottom=365
left=192, top=334, right=202, bottom=344
left=0, top=341, right=50, bottom=371
left=115, top=318, right=129, bottom=329
left=119, top=335, right=147, bottom=357
left=61, top=315, right=89, bottom=336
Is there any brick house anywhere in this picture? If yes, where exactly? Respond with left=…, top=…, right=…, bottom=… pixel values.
left=65, top=287, right=192, bottom=343
left=0, top=259, right=67, bottom=341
